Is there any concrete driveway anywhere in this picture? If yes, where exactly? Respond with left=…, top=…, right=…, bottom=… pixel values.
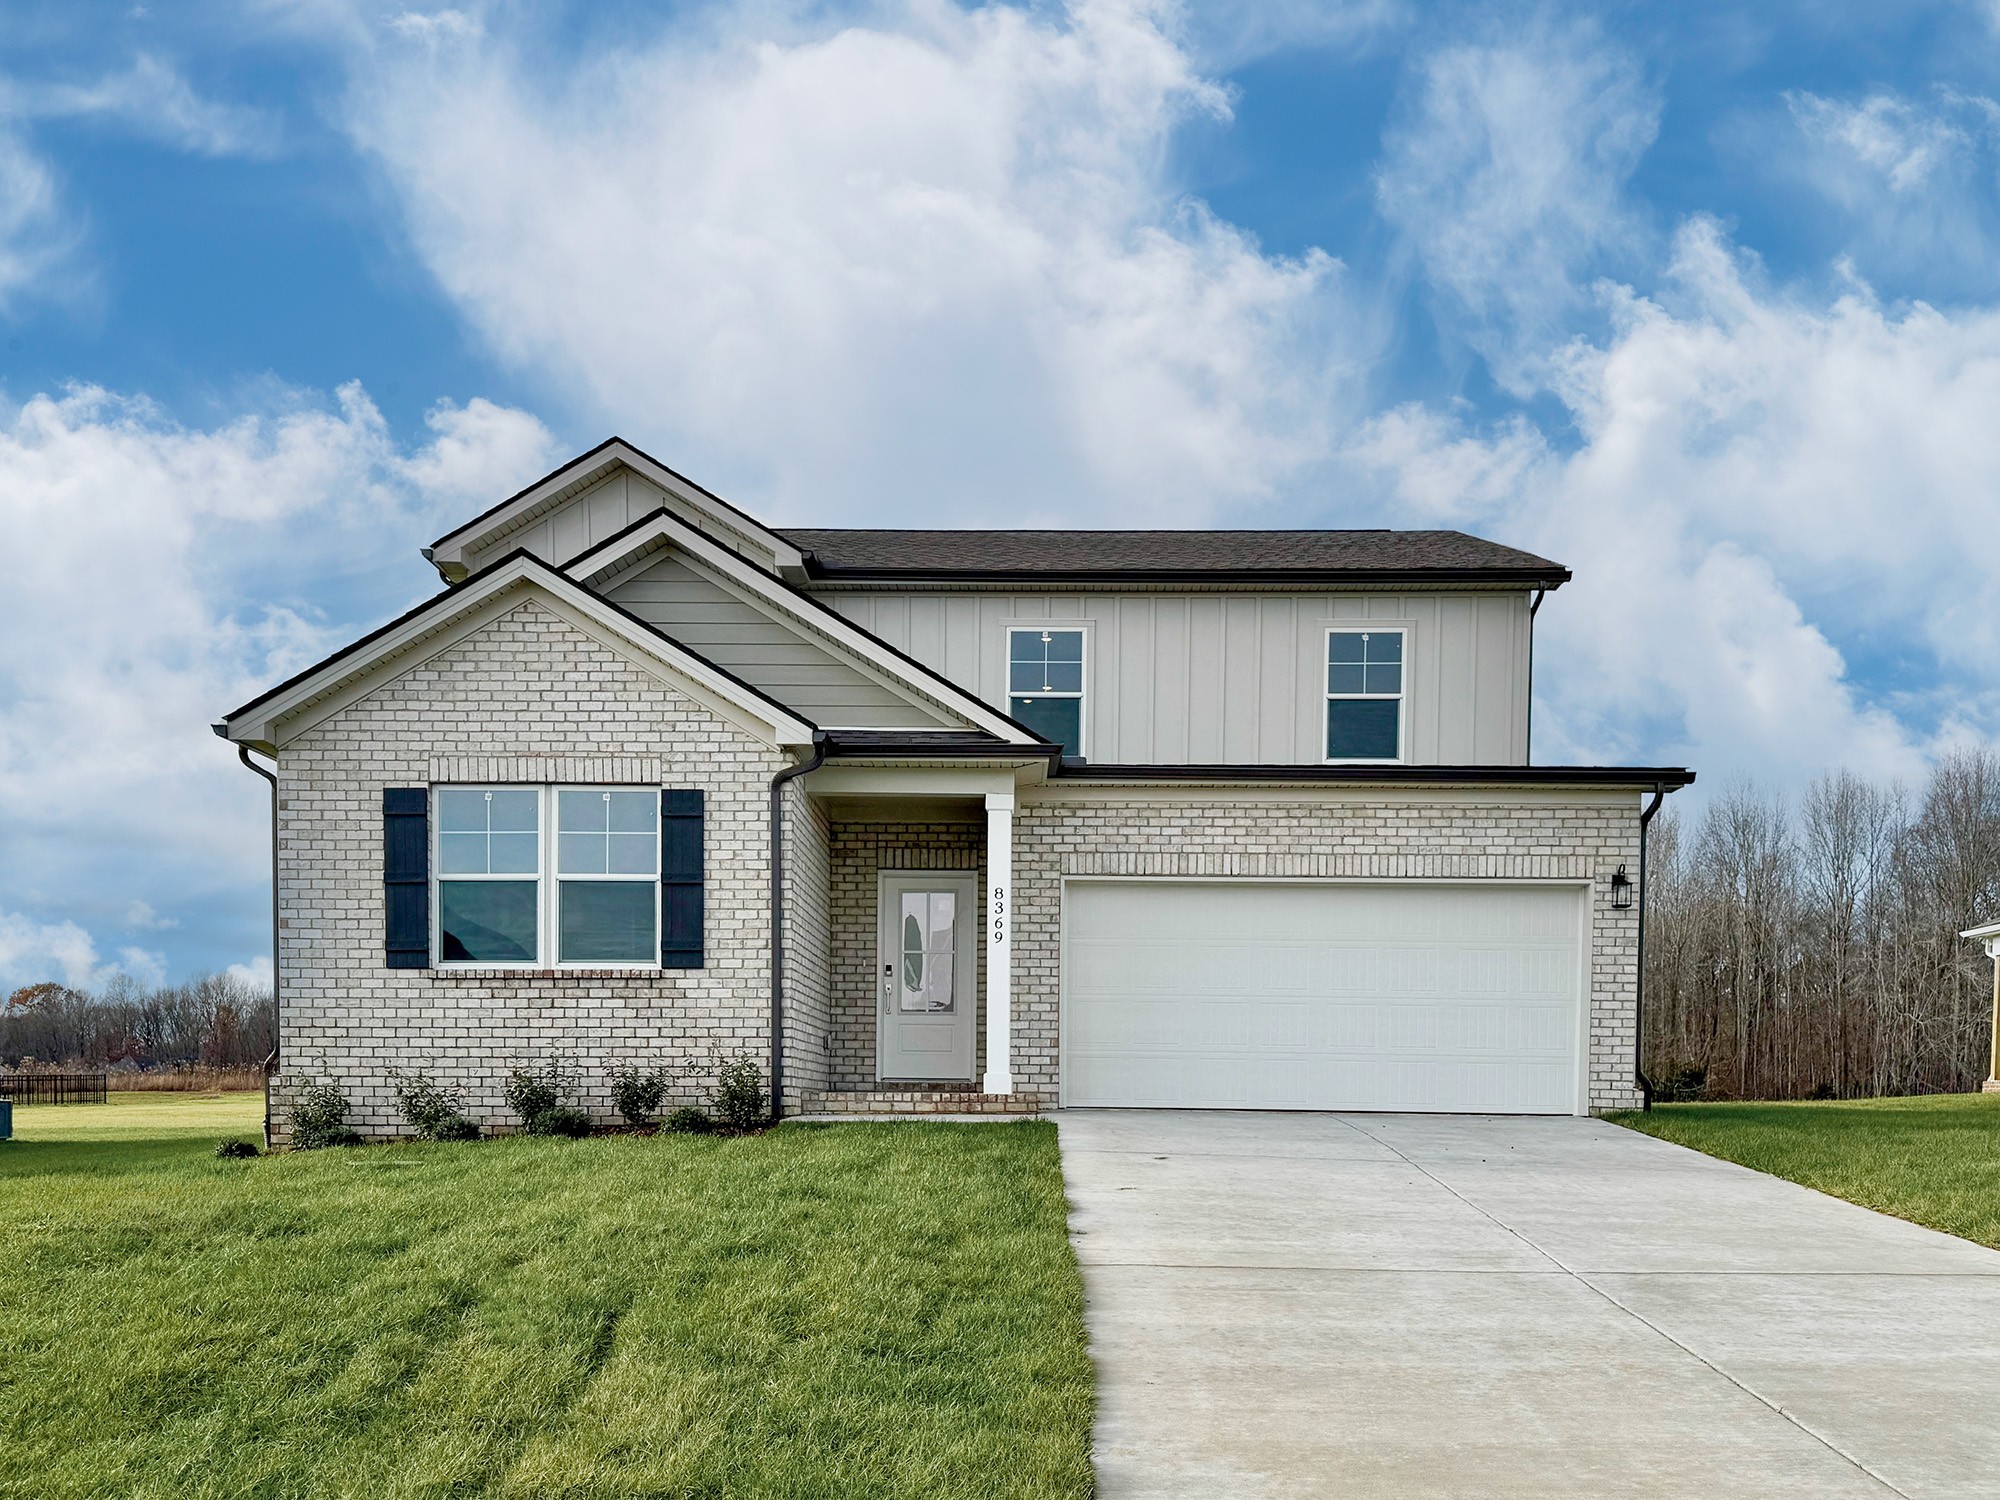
left=1055, top=1110, right=2000, bottom=1499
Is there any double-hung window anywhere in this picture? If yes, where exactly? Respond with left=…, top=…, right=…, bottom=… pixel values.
left=435, top=786, right=661, bottom=966
left=1008, top=627, right=1085, bottom=755
left=557, top=790, right=660, bottom=964
left=437, top=788, right=541, bottom=963
left=1325, top=629, right=1405, bottom=762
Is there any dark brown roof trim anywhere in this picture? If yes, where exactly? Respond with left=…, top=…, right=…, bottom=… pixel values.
left=803, top=565, right=1571, bottom=587
left=1055, top=763, right=1695, bottom=787
left=222, top=547, right=816, bottom=734
left=821, top=731, right=1063, bottom=761
left=780, top=526, right=1571, bottom=587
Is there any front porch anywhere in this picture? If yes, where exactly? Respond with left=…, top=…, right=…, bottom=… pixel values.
left=784, top=756, right=1046, bottom=1115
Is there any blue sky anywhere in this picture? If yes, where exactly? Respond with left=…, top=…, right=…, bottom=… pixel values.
left=3, top=0, right=1999, bottom=987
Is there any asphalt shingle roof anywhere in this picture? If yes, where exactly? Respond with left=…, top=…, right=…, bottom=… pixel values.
left=777, top=528, right=1568, bottom=583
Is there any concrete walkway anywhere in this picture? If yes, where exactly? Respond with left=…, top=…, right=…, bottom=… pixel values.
left=1055, top=1110, right=2000, bottom=1499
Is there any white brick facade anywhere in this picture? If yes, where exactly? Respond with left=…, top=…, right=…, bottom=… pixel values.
left=269, top=599, right=790, bottom=1143
left=264, top=599, right=1645, bottom=1138
left=805, top=789, right=1643, bottom=1114
left=1008, top=788, right=1645, bottom=1113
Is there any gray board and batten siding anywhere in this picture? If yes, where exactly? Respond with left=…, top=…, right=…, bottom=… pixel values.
left=603, top=554, right=953, bottom=730
left=819, top=591, right=1532, bottom=766
left=458, top=467, right=786, bottom=578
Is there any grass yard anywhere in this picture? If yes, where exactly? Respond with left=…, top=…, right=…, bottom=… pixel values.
left=1610, top=1091, right=2000, bottom=1249
left=0, top=1093, right=1094, bottom=1500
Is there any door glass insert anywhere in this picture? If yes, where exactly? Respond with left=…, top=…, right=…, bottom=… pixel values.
left=898, top=891, right=956, bottom=1012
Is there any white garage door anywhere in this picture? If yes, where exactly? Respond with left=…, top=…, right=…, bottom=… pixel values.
left=1063, top=881, right=1583, bottom=1114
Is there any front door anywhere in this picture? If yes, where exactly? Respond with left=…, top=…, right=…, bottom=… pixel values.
left=876, top=871, right=977, bottom=1082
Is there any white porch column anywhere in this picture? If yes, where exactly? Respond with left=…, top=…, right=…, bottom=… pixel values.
left=983, top=791, right=1014, bottom=1096
left=1985, top=937, right=2000, bottom=1094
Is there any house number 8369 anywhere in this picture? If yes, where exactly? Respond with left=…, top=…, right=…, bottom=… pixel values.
left=991, top=885, right=1007, bottom=943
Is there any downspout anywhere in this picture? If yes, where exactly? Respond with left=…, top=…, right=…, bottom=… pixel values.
left=1525, top=589, right=1546, bottom=763
left=768, top=733, right=828, bottom=1124
left=231, top=740, right=280, bottom=1146
left=1635, top=784, right=1666, bottom=1112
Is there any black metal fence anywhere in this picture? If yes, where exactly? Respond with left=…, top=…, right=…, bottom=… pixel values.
left=0, top=1072, right=109, bottom=1105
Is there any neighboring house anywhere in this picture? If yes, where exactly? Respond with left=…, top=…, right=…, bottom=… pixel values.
left=219, top=439, right=1693, bottom=1142
left=1961, top=919, right=2000, bottom=1093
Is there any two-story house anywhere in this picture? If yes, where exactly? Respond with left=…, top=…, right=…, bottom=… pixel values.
left=219, top=439, right=1692, bottom=1141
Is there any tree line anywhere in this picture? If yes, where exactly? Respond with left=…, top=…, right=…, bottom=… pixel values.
left=1643, top=748, right=2000, bottom=1100
left=1, top=971, right=275, bottom=1071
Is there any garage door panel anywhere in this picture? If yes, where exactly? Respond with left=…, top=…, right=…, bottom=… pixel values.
left=1064, top=882, right=1582, bottom=1114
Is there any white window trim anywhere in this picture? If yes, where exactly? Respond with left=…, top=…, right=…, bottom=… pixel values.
left=1322, top=625, right=1408, bottom=765
left=433, top=785, right=663, bottom=971
left=1004, top=623, right=1090, bottom=759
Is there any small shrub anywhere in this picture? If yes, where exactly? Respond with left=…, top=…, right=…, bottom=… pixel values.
left=1807, top=1082, right=1837, bottom=1101
left=391, top=1070, right=476, bottom=1141
left=214, top=1139, right=260, bottom=1159
left=1652, top=1065, right=1707, bottom=1104
left=610, top=1064, right=668, bottom=1127
left=527, top=1105, right=593, bottom=1138
left=503, top=1057, right=579, bottom=1129
left=660, top=1105, right=713, bottom=1135
left=711, top=1054, right=768, bottom=1131
left=291, top=1079, right=361, bottom=1149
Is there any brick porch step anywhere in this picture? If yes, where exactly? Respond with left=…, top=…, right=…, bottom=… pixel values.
left=797, top=1087, right=1042, bottom=1116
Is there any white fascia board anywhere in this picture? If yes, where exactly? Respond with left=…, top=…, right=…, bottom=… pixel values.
left=1961, top=918, right=2000, bottom=941
left=223, top=556, right=817, bottom=751
left=566, top=513, right=1043, bottom=746
left=429, top=441, right=806, bottom=577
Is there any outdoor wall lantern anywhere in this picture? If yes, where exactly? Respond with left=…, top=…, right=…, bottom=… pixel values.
left=1610, top=864, right=1634, bottom=909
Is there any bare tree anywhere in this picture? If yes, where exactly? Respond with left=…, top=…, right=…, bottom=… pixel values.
left=1, top=973, right=274, bottom=1070
left=1644, top=750, right=2000, bottom=1100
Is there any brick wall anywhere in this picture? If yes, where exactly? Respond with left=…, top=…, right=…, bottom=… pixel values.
left=269, top=598, right=788, bottom=1143
left=824, top=818, right=985, bottom=1090
left=1009, top=791, right=1644, bottom=1113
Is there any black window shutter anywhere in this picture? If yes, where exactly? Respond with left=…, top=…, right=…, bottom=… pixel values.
left=383, top=788, right=431, bottom=969
left=660, top=788, right=705, bottom=969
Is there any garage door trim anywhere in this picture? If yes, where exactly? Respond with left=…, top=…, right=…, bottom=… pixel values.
left=1057, top=876, right=1595, bottom=1115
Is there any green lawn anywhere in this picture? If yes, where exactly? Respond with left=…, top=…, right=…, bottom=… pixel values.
left=1610, top=1091, right=2000, bottom=1249
left=0, top=1093, right=1094, bottom=1499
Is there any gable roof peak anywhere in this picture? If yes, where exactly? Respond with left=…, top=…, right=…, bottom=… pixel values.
left=425, top=437, right=806, bottom=583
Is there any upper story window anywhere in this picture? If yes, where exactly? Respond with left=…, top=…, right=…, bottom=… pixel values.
left=1008, top=626, right=1085, bottom=756
left=436, top=787, right=661, bottom=966
left=1325, top=629, right=1405, bottom=762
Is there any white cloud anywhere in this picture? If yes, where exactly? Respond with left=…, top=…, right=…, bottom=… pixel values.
left=1375, top=15, right=1658, bottom=394
left=1178, top=0, right=1408, bottom=71
left=14, top=54, right=280, bottom=158
left=1778, top=87, right=2000, bottom=291
left=338, top=0, right=1350, bottom=524
left=1788, top=90, right=1968, bottom=195
left=0, top=381, right=555, bottom=990
left=0, top=909, right=161, bottom=992
left=123, top=901, right=177, bottom=931
left=0, top=54, right=279, bottom=314
left=1354, top=217, right=2000, bottom=787
left=226, top=956, right=274, bottom=991
left=0, top=129, right=76, bottom=312
left=385, top=10, right=482, bottom=46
